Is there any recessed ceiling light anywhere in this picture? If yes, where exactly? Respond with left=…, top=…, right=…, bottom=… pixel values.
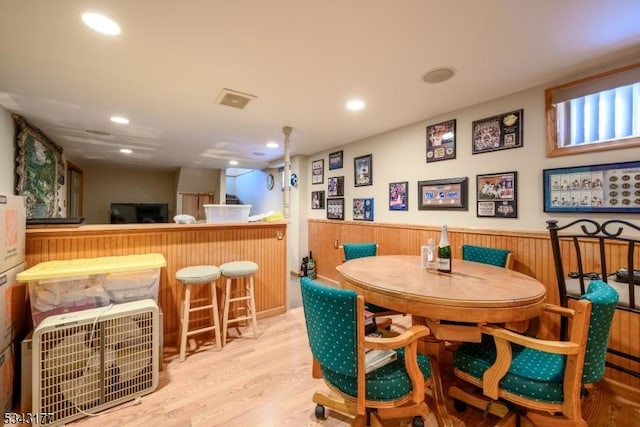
left=229, top=160, right=239, bottom=166
left=119, top=148, right=132, bottom=154
left=346, top=99, right=365, bottom=111
left=110, top=116, right=129, bottom=125
left=266, top=141, right=279, bottom=149
left=81, top=13, right=121, bottom=36
left=423, top=67, right=456, bottom=84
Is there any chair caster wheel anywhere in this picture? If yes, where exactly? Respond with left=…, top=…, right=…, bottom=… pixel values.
left=314, top=404, right=326, bottom=419
left=453, top=398, right=467, bottom=413
left=412, top=416, right=424, bottom=427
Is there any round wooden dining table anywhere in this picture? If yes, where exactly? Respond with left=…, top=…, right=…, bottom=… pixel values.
left=336, top=255, right=547, bottom=427
left=337, top=255, right=546, bottom=324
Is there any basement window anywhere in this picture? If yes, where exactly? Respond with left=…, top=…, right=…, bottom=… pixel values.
left=546, top=63, right=640, bottom=157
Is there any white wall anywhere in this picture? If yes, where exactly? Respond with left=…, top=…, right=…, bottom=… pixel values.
left=305, top=82, right=640, bottom=232
left=0, top=106, right=14, bottom=195
left=235, top=169, right=283, bottom=216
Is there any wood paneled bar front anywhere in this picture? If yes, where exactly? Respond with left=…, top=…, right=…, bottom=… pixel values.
left=308, top=219, right=640, bottom=389
left=25, top=221, right=288, bottom=344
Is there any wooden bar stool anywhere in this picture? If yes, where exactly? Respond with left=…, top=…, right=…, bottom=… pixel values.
left=176, top=265, right=222, bottom=361
left=220, top=261, right=259, bottom=345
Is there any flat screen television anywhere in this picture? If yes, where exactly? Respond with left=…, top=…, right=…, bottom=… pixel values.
left=110, top=203, right=169, bottom=224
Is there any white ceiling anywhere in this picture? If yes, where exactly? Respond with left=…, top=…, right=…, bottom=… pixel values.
left=1, top=1, right=639, bottom=172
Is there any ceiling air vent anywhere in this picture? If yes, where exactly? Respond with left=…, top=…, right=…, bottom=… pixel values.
left=215, top=88, right=257, bottom=109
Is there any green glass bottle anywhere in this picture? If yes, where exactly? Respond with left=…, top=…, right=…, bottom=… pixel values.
left=307, top=251, right=317, bottom=279
left=437, top=225, right=452, bottom=273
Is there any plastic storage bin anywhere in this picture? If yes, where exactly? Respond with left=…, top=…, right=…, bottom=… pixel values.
left=16, top=253, right=166, bottom=327
left=204, top=204, right=251, bottom=223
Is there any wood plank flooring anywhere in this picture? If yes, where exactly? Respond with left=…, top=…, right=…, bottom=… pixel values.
left=68, top=308, right=638, bottom=427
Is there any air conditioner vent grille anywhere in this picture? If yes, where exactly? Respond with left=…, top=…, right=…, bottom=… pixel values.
left=216, top=88, right=256, bottom=109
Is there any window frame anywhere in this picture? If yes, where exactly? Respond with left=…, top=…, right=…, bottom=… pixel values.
left=545, top=62, right=640, bottom=157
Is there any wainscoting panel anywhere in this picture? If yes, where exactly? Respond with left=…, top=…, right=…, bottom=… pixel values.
left=25, top=223, right=288, bottom=344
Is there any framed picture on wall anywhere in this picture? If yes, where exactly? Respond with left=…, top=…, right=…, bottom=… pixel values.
left=354, top=154, right=373, bottom=186
left=389, top=181, right=408, bottom=211
left=311, top=191, right=325, bottom=209
left=543, top=160, right=640, bottom=213
left=417, top=177, right=468, bottom=210
left=329, top=150, right=343, bottom=170
left=353, top=198, right=374, bottom=221
left=327, top=198, right=345, bottom=220
left=328, top=176, right=344, bottom=196
left=311, top=159, right=324, bottom=184
left=426, top=119, right=456, bottom=162
left=472, top=109, right=523, bottom=154
left=476, top=171, right=518, bottom=218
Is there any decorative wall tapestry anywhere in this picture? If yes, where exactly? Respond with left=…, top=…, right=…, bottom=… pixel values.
left=13, top=114, right=65, bottom=218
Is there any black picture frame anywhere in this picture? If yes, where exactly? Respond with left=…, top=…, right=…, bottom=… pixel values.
left=311, top=191, right=325, bottom=209
left=353, top=198, right=374, bottom=221
left=472, top=109, right=523, bottom=154
left=354, top=154, right=373, bottom=187
left=327, top=198, right=345, bottom=220
left=389, top=181, right=408, bottom=211
left=476, top=171, right=518, bottom=218
left=417, top=177, right=468, bottom=210
left=311, top=159, right=324, bottom=184
left=543, top=160, right=640, bottom=213
left=329, top=150, right=343, bottom=170
left=426, top=119, right=456, bottom=162
left=327, top=176, right=344, bottom=197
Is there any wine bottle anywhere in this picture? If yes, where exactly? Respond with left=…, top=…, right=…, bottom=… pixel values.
left=307, top=251, right=317, bottom=279
left=437, top=225, right=452, bottom=273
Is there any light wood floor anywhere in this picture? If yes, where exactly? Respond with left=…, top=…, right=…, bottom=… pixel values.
left=68, top=307, right=639, bottom=427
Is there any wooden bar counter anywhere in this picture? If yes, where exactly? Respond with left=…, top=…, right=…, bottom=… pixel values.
left=25, top=221, right=288, bottom=343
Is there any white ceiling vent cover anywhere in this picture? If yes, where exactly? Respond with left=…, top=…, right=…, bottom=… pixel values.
left=215, top=88, right=257, bottom=109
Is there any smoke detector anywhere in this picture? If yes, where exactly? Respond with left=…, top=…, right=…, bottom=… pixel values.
left=215, top=88, right=257, bottom=109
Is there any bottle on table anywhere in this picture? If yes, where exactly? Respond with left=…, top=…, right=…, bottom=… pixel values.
left=421, top=238, right=436, bottom=270
left=307, top=251, right=317, bottom=279
left=437, top=225, right=452, bottom=273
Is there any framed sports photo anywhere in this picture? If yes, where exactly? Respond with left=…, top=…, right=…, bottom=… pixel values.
left=472, top=109, right=523, bottom=154
left=353, top=198, right=374, bottom=221
left=329, top=150, right=343, bottom=170
left=426, top=119, right=456, bottom=162
left=476, top=171, right=518, bottom=218
left=311, top=159, right=324, bottom=184
left=354, top=154, right=372, bottom=187
left=327, top=198, right=345, bottom=220
left=311, top=191, right=325, bottom=209
left=389, top=181, right=408, bottom=211
left=328, top=176, right=344, bottom=196
left=417, top=177, right=468, bottom=210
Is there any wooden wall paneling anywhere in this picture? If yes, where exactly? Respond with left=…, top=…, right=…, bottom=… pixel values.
left=25, top=223, right=287, bottom=346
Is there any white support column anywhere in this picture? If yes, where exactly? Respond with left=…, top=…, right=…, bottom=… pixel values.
left=283, top=126, right=292, bottom=218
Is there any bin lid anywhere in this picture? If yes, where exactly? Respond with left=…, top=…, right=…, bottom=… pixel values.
left=16, top=253, right=166, bottom=281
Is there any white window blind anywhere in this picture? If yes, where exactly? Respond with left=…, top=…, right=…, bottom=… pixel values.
left=556, top=82, right=639, bottom=147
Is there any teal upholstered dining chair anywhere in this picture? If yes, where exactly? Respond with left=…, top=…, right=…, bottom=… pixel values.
left=300, top=277, right=432, bottom=427
left=341, top=243, right=400, bottom=319
left=461, top=244, right=514, bottom=269
left=449, top=279, right=618, bottom=426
